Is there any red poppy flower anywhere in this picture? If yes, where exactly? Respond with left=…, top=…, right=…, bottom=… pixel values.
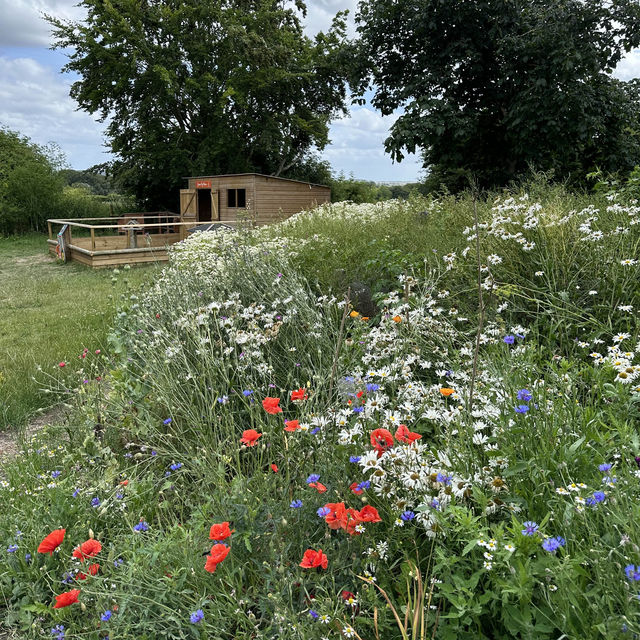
left=341, top=589, right=356, bottom=601
left=370, top=428, right=394, bottom=456
left=37, top=528, right=66, bottom=555
left=209, top=522, right=234, bottom=541
left=262, top=397, right=282, bottom=414
left=284, top=419, right=300, bottom=432
left=357, top=505, right=382, bottom=523
left=299, top=548, right=328, bottom=569
left=77, top=563, right=100, bottom=580
left=344, top=508, right=363, bottom=535
left=53, top=589, right=80, bottom=608
left=119, top=479, right=129, bottom=486
left=356, top=390, right=364, bottom=399
left=270, top=463, right=279, bottom=473
left=72, top=539, right=102, bottom=561
left=290, top=388, right=308, bottom=401
left=240, top=429, right=262, bottom=446
left=350, top=482, right=364, bottom=495
left=323, top=502, right=347, bottom=530
left=204, top=544, right=230, bottom=573
left=395, top=424, right=422, bottom=444
left=309, top=481, right=327, bottom=494
left=58, top=362, right=66, bottom=368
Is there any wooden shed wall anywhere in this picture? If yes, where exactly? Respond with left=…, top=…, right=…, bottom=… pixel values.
left=185, top=175, right=330, bottom=225
left=253, top=176, right=330, bottom=224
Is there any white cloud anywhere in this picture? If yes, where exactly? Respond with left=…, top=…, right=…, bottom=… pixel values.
left=614, top=48, right=640, bottom=81
left=0, top=0, right=84, bottom=47
left=0, top=56, right=110, bottom=168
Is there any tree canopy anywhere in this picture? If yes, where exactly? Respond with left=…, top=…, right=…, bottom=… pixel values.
left=354, top=0, right=640, bottom=191
left=47, top=0, right=350, bottom=209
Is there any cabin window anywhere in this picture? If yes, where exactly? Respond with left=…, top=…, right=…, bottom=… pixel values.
left=227, top=188, right=246, bottom=208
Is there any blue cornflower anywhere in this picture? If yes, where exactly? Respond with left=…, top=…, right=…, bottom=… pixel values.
left=151, top=450, right=157, bottom=456
left=366, top=383, right=380, bottom=392
left=306, top=474, right=321, bottom=484
left=515, top=333, right=525, bottom=339
left=516, top=389, right=532, bottom=402
left=290, top=499, right=303, bottom=509
left=317, top=507, right=331, bottom=517
left=133, top=520, right=149, bottom=532
left=51, top=470, right=62, bottom=479
left=91, top=497, right=101, bottom=508
left=593, top=491, right=606, bottom=503
left=163, top=418, right=172, bottom=425
left=310, top=427, right=320, bottom=435
left=349, top=456, right=361, bottom=463
left=602, top=476, right=617, bottom=485
left=101, top=610, right=112, bottom=622
left=7, top=544, right=18, bottom=553
left=515, top=404, right=530, bottom=414
left=25, top=553, right=31, bottom=564
left=217, top=395, right=229, bottom=404
left=309, top=609, right=319, bottom=619
left=242, top=390, right=253, bottom=397
left=598, top=463, right=612, bottom=472
left=50, top=625, right=65, bottom=640
left=344, top=376, right=355, bottom=383
left=401, top=511, right=416, bottom=522
left=522, top=521, right=539, bottom=536
left=190, top=609, right=204, bottom=624
left=61, top=571, right=75, bottom=584
left=357, top=480, right=371, bottom=491
left=115, top=492, right=124, bottom=500
left=14, top=530, right=22, bottom=538
left=541, top=536, right=566, bottom=553
left=585, top=496, right=597, bottom=506
left=625, top=565, right=640, bottom=581
left=430, top=498, right=440, bottom=509
left=170, top=462, right=183, bottom=471
left=353, top=406, right=364, bottom=414
left=503, top=335, right=515, bottom=344
left=114, top=558, right=124, bottom=568
left=72, top=488, right=80, bottom=498
left=436, top=472, right=452, bottom=485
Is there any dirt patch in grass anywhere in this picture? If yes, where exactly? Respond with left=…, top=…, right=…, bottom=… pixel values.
left=0, top=404, right=68, bottom=460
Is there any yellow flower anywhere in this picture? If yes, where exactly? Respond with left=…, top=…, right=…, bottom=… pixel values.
left=349, top=310, right=360, bottom=318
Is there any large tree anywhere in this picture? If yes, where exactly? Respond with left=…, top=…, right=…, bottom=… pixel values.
left=48, top=0, right=350, bottom=208
left=354, top=0, right=640, bottom=191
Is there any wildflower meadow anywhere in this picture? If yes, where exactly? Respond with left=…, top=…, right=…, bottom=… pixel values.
left=1, top=182, right=640, bottom=639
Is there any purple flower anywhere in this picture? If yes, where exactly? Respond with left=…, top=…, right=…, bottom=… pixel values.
left=598, top=463, right=612, bottom=472
left=170, top=462, right=183, bottom=471
left=306, top=474, right=321, bottom=484
left=133, top=520, right=149, bottom=532
left=290, top=499, right=303, bottom=509
left=436, top=472, right=452, bottom=485
left=310, top=427, right=320, bottom=435
left=541, top=536, right=566, bottom=553
left=309, top=609, right=319, bottom=619
left=91, top=497, right=101, bottom=508
left=357, top=480, right=371, bottom=491
left=51, top=470, right=62, bottom=479
left=317, top=507, right=331, bottom=517
left=522, top=521, right=539, bottom=536
left=101, top=610, right=112, bottom=622
left=72, top=488, right=80, bottom=498
left=50, top=625, right=65, bottom=640
left=190, top=609, right=204, bottom=624
left=515, top=404, right=530, bottom=414
left=401, top=511, right=416, bottom=521
left=592, top=491, right=606, bottom=503
left=217, top=396, right=229, bottom=404
left=366, top=383, right=380, bottom=392
left=242, top=390, right=253, bottom=397
left=163, top=418, right=172, bottom=425
left=503, top=335, right=515, bottom=344
left=25, top=553, right=31, bottom=564
left=7, top=545, right=18, bottom=553
left=353, top=406, right=364, bottom=414
left=625, top=564, right=640, bottom=581
left=516, top=389, right=532, bottom=402
left=349, top=456, right=361, bottom=463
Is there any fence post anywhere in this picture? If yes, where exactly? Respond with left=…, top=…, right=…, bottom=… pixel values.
left=91, top=227, right=96, bottom=251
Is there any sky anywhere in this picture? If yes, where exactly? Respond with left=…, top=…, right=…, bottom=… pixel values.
left=1, top=1, right=640, bottom=184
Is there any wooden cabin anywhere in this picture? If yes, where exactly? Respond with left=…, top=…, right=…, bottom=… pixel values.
left=180, top=173, right=331, bottom=225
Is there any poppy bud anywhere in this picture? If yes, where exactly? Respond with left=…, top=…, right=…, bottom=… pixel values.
left=88, top=529, right=94, bottom=539
left=281, top=518, right=287, bottom=526
left=80, top=603, right=86, bottom=612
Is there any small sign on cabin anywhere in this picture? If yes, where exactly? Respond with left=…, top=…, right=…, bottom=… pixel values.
left=56, top=224, right=69, bottom=262
left=195, top=180, right=212, bottom=189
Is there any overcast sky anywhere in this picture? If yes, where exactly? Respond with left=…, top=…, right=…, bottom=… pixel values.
left=1, top=0, right=639, bottom=183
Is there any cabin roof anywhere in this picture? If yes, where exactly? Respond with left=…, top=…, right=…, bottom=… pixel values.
left=183, top=172, right=330, bottom=189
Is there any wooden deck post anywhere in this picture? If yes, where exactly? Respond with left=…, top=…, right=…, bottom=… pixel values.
left=91, top=228, right=96, bottom=251
left=48, top=221, right=52, bottom=240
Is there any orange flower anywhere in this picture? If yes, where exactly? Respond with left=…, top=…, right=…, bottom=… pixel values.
left=349, top=310, right=360, bottom=318
left=395, top=424, right=422, bottom=444
left=361, top=316, right=370, bottom=321
left=72, top=538, right=102, bottom=561
left=270, top=463, right=279, bottom=473
left=392, top=315, right=402, bottom=323
left=309, top=481, right=327, bottom=493
left=358, top=505, right=382, bottom=523
left=262, top=397, right=282, bottom=414
left=53, top=589, right=80, bottom=608
left=240, top=429, right=262, bottom=446
left=439, top=388, right=455, bottom=397
left=204, top=544, right=230, bottom=573
left=290, top=388, right=308, bottom=401
left=209, top=522, right=234, bottom=541
left=37, top=528, right=66, bottom=555
left=300, top=548, right=328, bottom=569
left=370, top=428, right=394, bottom=456
left=284, top=419, right=300, bottom=432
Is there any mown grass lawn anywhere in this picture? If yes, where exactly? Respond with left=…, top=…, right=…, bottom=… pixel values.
left=0, top=234, right=157, bottom=429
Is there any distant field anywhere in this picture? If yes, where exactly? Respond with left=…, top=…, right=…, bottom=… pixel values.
left=0, top=234, right=157, bottom=429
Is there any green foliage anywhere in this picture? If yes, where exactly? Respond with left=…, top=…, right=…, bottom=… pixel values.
left=354, top=0, right=640, bottom=191
left=46, top=0, right=351, bottom=209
